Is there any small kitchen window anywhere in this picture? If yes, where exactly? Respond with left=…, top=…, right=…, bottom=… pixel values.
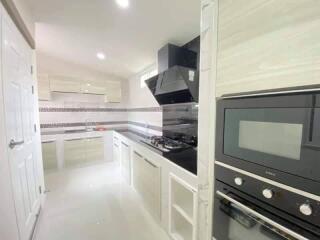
left=140, top=69, right=158, bottom=88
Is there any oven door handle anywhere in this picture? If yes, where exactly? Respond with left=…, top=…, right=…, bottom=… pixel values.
left=216, top=191, right=309, bottom=240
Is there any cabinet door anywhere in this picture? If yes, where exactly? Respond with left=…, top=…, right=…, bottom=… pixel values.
left=50, top=75, right=82, bottom=93
left=64, top=139, right=86, bottom=166
left=216, top=0, right=320, bottom=97
left=42, top=141, right=57, bottom=170
left=120, top=142, right=131, bottom=184
left=37, top=74, right=51, bottom=100
left=85, top=137, right=104, bottom=162
left=105, top=80, right=121, bottom=103
left=113, top=143, right=120, bottom=162
left=81, top=79, right=106, bottom=95
left=133, top=151, right=161, bottom=220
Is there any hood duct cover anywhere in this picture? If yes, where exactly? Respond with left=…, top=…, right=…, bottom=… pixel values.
left=145, top=66, right=199, bottom=105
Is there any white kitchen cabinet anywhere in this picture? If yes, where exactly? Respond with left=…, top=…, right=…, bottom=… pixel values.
left=37, top=74, right=51, bottom=101
left=133, top=151, right=161, bottom=220
left=105, top=80, right=121, bottom=103
left=81, top=79, right=106, bottom=95
left=64, top=139, right=86, bottom=167
left=120, top=141, right=131, bottom=184
left=216, top=0, right=320, bottom=97
left=64, top=137, right=105, bottom=167
left=169, top=174, right=197, bottom=240
left=50, top=75, right=82, bottom=93
left=85, top=137, right=104, bottom=162
left=41, top=141, right=57, bottom=170
left=113, top=135, right=120, bottom=162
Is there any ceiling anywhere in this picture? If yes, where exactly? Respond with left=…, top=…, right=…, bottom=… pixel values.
left=26, top=0, right=201, bottom=79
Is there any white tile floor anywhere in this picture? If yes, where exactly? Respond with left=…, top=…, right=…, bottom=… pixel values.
left=34, top=162, right=170, bottom=240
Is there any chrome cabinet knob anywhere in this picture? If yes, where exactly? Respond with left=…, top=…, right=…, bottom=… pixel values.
left=234, top=177, right=243, bottom=186
left=262, top=189, right=274, bottom=199
left=300, top=203, right=312, bottom=216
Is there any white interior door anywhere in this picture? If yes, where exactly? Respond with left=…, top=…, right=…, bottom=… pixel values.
left=2, top=12, right=40, bottom=240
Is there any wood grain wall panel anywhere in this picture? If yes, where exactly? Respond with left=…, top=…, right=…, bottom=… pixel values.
left=216, top=0, right=320, bottom=97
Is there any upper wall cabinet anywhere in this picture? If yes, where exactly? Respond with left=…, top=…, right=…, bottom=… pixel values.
left=105, top=80, right=121, bottom=103
left=50, top=75, right=82, bottom=93
left=81, top=79, right=106, bottom=95
left=38, top=74, right=51, bottom=100
left=216, top=0, right=320, bottom=97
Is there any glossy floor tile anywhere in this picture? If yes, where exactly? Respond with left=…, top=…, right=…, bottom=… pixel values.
left=34, top=162, right=170, bottom=240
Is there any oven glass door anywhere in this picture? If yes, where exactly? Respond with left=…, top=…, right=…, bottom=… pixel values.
left=223, top=107, right=320, bottom=180
left=214, top=191, right=311, bottom=240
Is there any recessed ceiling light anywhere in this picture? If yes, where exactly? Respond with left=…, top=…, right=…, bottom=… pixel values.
left=87, top=83, right=91, bottom=86
left=116, top=0, right=129, bottom=8
left=96, top=52, right=106, bottom=60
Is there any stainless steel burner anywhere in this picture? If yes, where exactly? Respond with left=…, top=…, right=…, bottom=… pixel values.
left=141, top=136, right=191, bottom=152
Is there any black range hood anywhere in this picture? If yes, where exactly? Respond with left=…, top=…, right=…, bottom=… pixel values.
left=145, top=44, right=199, bottom=105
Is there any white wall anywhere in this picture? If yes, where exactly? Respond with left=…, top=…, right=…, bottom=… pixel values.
left=126, top=64, right=162, bottom=134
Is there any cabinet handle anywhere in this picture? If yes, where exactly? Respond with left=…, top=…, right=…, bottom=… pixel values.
left=87, top=137, right=102, bottom=140
left=114, top=143, right=119, bottom=148
left=134, top=151, right=143, bottom=158
left=65, top=138, right=82, bottom=142
left=42, top=140, right=55, bottom=144
left=144, top=158, right=157, bottom=168
left=122, top=142, right=129, bottom=147
left=114, top=137, right=119, bottom=140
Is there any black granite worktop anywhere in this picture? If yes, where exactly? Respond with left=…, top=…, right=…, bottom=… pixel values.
left=117, top=130, right=197, bottom=176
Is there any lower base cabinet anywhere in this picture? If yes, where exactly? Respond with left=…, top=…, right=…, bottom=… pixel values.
left=169, top=174, right=198, bottom=240
left=64, top=137, right=104, bottom=167
left=85, top=137, right=104, bottom=162
left=64, top=139, right=86, bottom=166
left=133, top=151, right=161, bottom=221
left=120, top=142, right=131, bottom=184
left=113, top=136, right=120, bottom=162
left=42, top=141, right=57, bottom=170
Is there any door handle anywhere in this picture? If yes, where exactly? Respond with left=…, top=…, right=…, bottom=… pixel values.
left=9, top=139, right=24, bottom=149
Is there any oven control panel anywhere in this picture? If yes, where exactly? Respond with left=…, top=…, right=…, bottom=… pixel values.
left=215, top=164, right=320, bottom=227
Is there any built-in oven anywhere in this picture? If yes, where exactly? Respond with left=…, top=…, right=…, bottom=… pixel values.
left=216, top=93, right=320, bottom=195
left=213, top=179, right=320, bottom=240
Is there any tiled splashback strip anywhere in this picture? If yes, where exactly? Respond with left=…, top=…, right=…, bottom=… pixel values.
left=40, top=121, right=162, bottom=131
left=40, top=121, right=127, bottom=128
left=39, top=107, right=162, bottom=112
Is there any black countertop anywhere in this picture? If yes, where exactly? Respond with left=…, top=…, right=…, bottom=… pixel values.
left=117, top=130, right=197, bottom=176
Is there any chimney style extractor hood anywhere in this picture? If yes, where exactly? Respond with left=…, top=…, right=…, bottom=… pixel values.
left=145, top=44, right=199, bottom=105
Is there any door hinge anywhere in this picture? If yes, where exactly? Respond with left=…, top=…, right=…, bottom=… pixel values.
left=31, top=65, right=33, bottom=75
left=39, top=186, right=42, bottom=194
left=32, top=85, right=34, bottom=94
left=34, top=124, right=37, bottom=133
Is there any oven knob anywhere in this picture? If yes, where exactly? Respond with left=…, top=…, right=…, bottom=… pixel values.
left=262, top=189, right=274, bottom=199
left=300, top=204, right=312, bottom=216
left=234, top=177, right=243, bottom=186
